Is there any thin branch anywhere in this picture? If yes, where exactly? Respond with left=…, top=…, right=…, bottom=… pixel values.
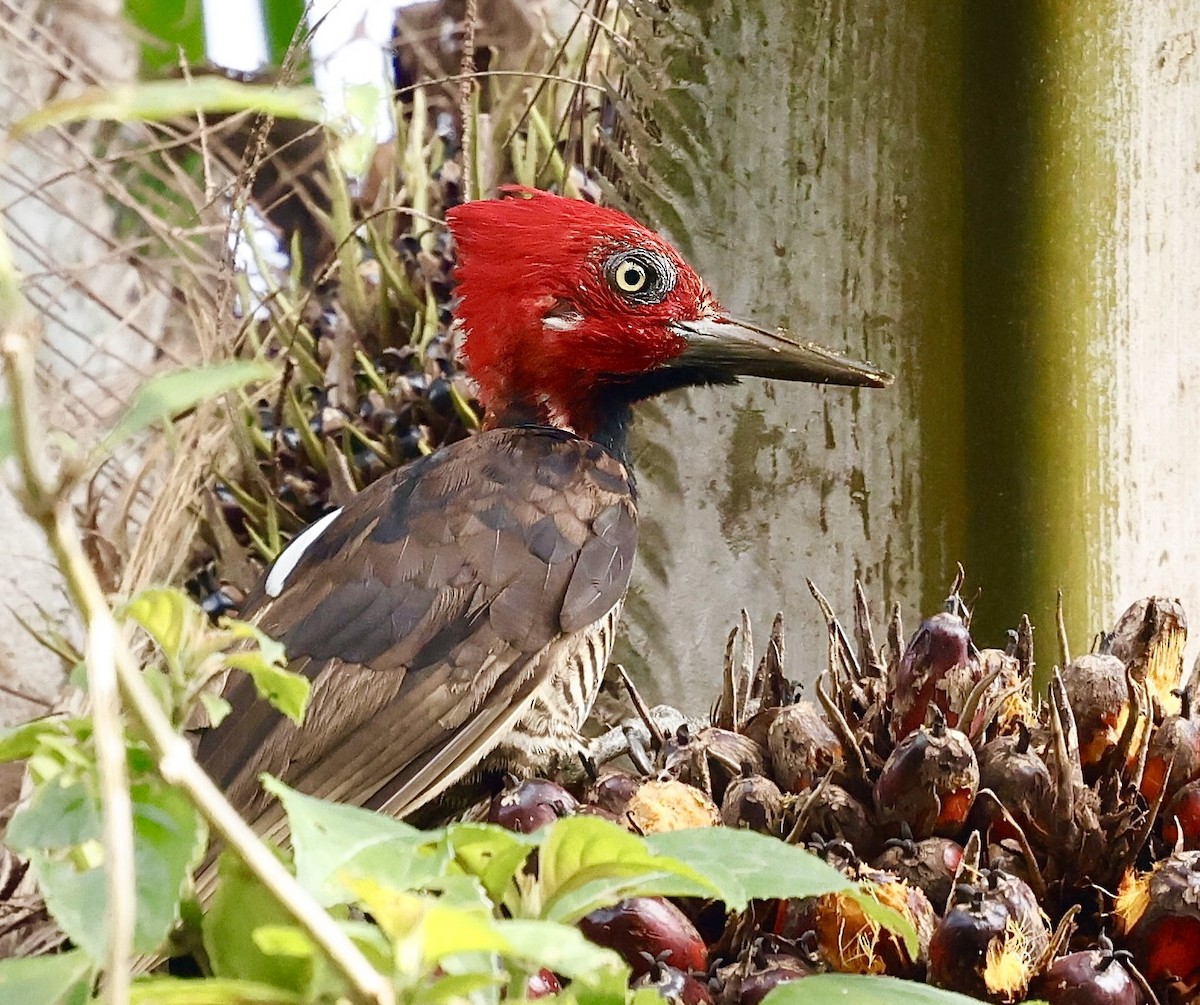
left=0, top=319, right=393, bottom=1005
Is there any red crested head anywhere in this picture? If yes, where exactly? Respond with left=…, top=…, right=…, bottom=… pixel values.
left=446, top=188, right=890, bottom=441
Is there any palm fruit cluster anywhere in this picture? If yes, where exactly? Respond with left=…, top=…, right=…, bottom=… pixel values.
left=478, top=585, right=1200, bottom=1005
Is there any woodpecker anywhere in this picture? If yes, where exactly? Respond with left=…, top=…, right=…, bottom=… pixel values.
left=198, top=188, right=890, bottom=831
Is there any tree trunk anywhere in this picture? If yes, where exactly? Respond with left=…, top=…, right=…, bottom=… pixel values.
left=617, top=0, right=964, bottom=704
left=964, top=5, right=1200, bottom=679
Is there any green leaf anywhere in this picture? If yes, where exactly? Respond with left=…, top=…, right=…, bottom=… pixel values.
left=442, top=822, right=541, bottom=905
left=0, top=716, right=83, bottom=764
left=124, top=587, right=197, bottom=662
left=0, top=950, right=91, bottom=1005
left=221, top=622, right=307, bottom=724
left=11, top=82, right=325, bottom=139
left=223, top=654, right=309, bottom=725
left=129, top=976, right=307, bottom=1004
left=261, top=776, right=434, bottom=906
left=760, top=973, right=992, bottom=1005
left=127, top=779, right=207, bottom=952
left=0, top=404, right=11, bottom=463
left=538, top=816, right=719, bottom=923
left=491, top=918, right=626, bottom=987
left=102, top=361, right=274, bottom=451
left=200, top=691, right=232, bottom=728
left=644, top=827, right=855, bottom=908
left=205, top=854, right=314, bottom=994
left=20, top=776, right=204, bottom=960
left=7, top=775, right=102, bottom=850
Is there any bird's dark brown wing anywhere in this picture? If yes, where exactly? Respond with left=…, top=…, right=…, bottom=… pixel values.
left=197, top=426, right=637, bottom=825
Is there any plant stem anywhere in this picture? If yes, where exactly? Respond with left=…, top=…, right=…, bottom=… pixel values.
left=0, top=325, right=394, bottom=1005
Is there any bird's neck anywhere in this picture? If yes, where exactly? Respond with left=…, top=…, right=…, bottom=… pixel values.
left=485, top=391, right=636, bottom=471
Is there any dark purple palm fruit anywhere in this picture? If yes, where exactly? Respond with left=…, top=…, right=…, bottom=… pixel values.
left=976, top=721, right=1055, bottom=846
left=585, top=769, right=642, bottom=819
left=1109, top=595, right=1187, bottom=719
left=1116, top=849, right=1200, bottom=992
left=798, top=781, right=877, bottom=856
left=1031, top=933, right=1144, bottom=1005
left=578, top=897, right=708, bottom=979
left=928, top=881, right=1037, bottom=1002
left=875, top=712, right=979, bottom=839
left=891, top=611, right=975, bottom=742
left=1059, top=653, right=1137, bottom=778
left=766, top=700, right=844, bottom=794
left=488, top=778, right=578, bottom=833
left=872, top=825, right=965, bottom=909
left=1163, top=777, right=1200, bottom=849
left=1140, top=689, right=1200, bottom=806
left=715, top=934, right=825, bottom=1005
left=983, top=869, right=1049, bottom=965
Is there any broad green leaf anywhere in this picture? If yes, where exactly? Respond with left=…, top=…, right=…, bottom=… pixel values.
left=223, top=654, right=309, bottom=724
left=124, top=587, right=197, bottom=661
left=22, top=777, right=204, bottom=960
left=492, top=919, right=626, bottom=987
left=129, top=976, right=307, bottom=1004
left=538, top=816, right=718, bottom=923
left=0, top=716, right=83, bottom=764
left=12, top=82, right=325, bottom=139
left=261, top=776, right=434, bottom=905
left=200, top=691, right=232, bottom=728
left=221, top=622, right=307, bottom=724
left=644, top=827, right=853, bottom=908
left=127, top=779, right=207, bottom=952
left=761, top=973, right=991, bottom=1005
left=645, top=828, right=918, bottom=957
left=102, top=361, right=275, bottom=451
left=7, top=775, right=101, bottom=850
left=0, top=950, right=91, bottom=1005
left=442, top=822, right=540, bottom=905
left=0, top=404, right=11, bottom=463
left=205, top=854, right=314, bottom=994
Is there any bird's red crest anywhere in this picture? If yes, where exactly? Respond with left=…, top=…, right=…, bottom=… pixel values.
left=446, top=188, right=717, bottom=434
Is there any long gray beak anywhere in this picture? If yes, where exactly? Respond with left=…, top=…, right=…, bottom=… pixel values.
left=667, top=317, right=892, bottom=388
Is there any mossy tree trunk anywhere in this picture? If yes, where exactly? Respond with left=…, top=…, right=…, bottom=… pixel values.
left=617, top=1, right=965, bottom=702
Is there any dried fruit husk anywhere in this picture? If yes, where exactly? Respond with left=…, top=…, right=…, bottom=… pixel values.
left=663, top=725, right=766, bottom=805
left=767, top=701, right=844, bottom=794
left=1117, top=850, right=1200, bottom=991
left=1110, top=596, right=1187, bottom=718
left=977, top=727, right=1055, bottom=847
left=872, top=836, right=964, bottom=911
left=721, top=773, right=784, bottom=834
left=632, top=961, right=715, bottom=1004
left=793, top=781, right=876, bottom=856
left=875, top=719, right=979, bottom=839
left=627, top=778, right=721, bottom=834
left=1060, top=654, right=1139, bottom=776
left=891, top=612, right=974, bottom=742
left=715, top=951, right=821, bottom=1005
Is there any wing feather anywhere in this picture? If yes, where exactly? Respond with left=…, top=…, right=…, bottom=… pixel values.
left=197, top=426, right=637, bottom=825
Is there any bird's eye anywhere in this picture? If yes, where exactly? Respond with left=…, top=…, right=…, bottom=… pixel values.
left=615, top=260, right=647, bottom=293
left=604, top=250, right=678, bottom=306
